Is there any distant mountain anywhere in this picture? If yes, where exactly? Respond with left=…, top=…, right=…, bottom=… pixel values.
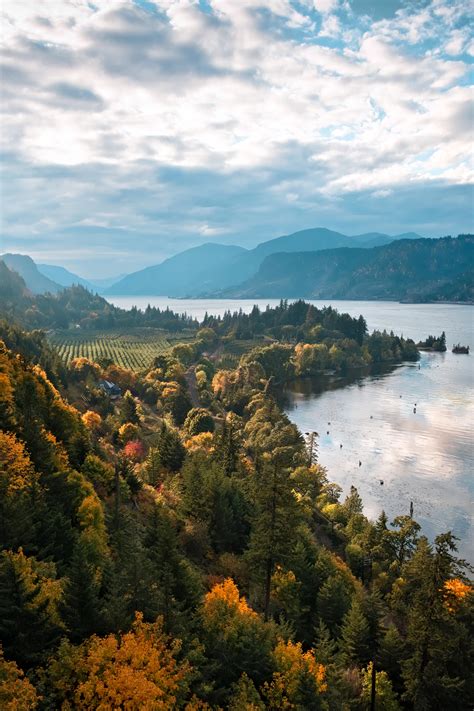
left=420, top=270, right=474, bottom=304
left=38, top=263, right=95, bottom=291
left=106, top=243, right=246, bottom=296
left=89, top=274, right=127, bottom=291
left=1, top=254, right=62, bottom=294
left=107, top=227, right=421, bottom=296
left=221, top=235, right=473, bottom=302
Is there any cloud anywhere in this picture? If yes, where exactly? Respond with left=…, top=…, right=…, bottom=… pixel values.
left=0, top=0, right=472, bottom=274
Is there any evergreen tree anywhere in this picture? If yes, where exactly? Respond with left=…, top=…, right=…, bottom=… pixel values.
left=246, top=453, right=301, bottom=619
left=61, top=539, right=103, bottom=641
left=144, top=446, right=162, bottom=486
left=120, top=390, right=139, bottom=425
left=401, top=534, right=474, bottom=710
left=317, top=575, right=351, bottom=634
left=340, top=599, right=372, bottom=666
left=144, top=503, right=201, bottom=632
left=229, top=673, right=265, bottom=710
left=0, top=550, right=61, bottom=667
left=157, top=422, right=185, bottom=472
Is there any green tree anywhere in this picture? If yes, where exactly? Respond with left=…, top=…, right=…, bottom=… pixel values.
left=61, top=538, right=104, bottom=641
left=119, top=390, right=139, bottom=425
left=157, top=422, right=185, bottom=472
left=246, top=452, right=301, bottom=619
left=0, top=550, right=62, bottom=667
left=317, top=575, right=352, bottom=634
left=401, top=534, right=473, bottom=711
left=360, top=662, right=401, bottom=711
left=340, top=599, right=372, bottom=667
left=184, top=407, right=215, bottom=435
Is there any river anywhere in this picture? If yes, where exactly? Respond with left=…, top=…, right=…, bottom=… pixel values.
left=108, top=297, right=473, bottom=559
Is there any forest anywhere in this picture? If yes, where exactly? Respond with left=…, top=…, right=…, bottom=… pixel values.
left=0, top=283, right=472, bottom=710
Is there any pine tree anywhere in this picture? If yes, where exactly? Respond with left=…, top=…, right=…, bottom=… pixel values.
left=144, top=447, right=162, bottom=486
left=0, top=550, right=61, bottom=667
left=317, top=575, right=351, bottom=634
left=401, top=533, right=474, bottom=710
left=246, top=455, right=301, bottom=619
left=120, top=390, right=139, bottom=425
left=229, top=673, right=265, bottom=710
left=340, top=599, right=372, bottom=666
left=158, top=422, right=185, bottom=472
left=144, top=503, right=200, bottom=632
left=61, top=539, right=103, bottom=641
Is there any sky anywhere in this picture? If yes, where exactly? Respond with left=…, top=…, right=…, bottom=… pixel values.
left=0, top=0, right=473, bottom=278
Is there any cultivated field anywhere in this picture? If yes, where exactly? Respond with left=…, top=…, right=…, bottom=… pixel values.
left=48, top=328, right=193, bottom=370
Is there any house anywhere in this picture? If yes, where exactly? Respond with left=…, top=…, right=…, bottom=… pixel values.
left=98, top=379, right=122, bottom=399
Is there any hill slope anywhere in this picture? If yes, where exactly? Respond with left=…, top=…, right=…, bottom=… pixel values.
left=222, top=235, right=473, bottom=301
left=1, top=253, right=62, bottom=294
left=106, top=242, right=246, bottom=296
left=107, top=227, right=420, bottom=296
left=38, top=263, right=95, bottom=291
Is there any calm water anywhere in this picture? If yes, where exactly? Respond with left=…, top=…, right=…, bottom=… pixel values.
left=108, top=296, right=474, bottom=558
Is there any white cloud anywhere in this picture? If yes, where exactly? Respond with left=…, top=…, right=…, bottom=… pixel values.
left=0, top=0, right=472, bottom=269
left=312, top=0, right=339, bottom=13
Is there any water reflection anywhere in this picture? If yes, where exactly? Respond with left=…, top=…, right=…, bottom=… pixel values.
left=283, top=353, right=473, bottom=561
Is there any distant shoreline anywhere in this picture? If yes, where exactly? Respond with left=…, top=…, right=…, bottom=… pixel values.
left=106, top=294, right=474, bottom=306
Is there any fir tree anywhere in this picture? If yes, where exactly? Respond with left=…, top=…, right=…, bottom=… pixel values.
left=340, top=599, right=372, bottom=666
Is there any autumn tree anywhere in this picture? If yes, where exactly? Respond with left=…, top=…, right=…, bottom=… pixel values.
left=200, top=579, right=274, bottom=704
left=0, top=647, right=39, bottom=710
left=262, top=639, right=327, bottom=710
left=44, top=613, right=192, bottom=709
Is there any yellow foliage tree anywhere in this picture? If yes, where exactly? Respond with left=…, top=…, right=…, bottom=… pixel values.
left=82, top=411, right=102, bottom=432
left=0, top=431, right=37, bottom=497
left=443, top=578, right=472, bottom=613
left=46, top=613, right=191, bottom=710
left=183, top=432, right=215, bottom=454
left=0, top=647, right=39, bottom=710
left=118, top=422, right=139, bottom=443
left=203, top=578, right=258, bottom=628
left=263, top=639, right=327, bottom=709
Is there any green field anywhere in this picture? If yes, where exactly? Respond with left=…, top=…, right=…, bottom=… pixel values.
left=48, top=328, right=193, bottom=370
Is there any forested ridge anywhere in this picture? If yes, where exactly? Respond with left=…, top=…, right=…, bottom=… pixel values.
left=0, top=294, right=472, bottom=710
left=223, top=235, right=474, bottom=302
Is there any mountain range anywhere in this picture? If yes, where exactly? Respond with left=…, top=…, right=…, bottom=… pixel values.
left=2, top=229, right=472, bottom=304
left=1, top=254, right=63, bottom=294
left=106, top=227, right=421, bottom=296
left=220, top=235, right=474, bottom=302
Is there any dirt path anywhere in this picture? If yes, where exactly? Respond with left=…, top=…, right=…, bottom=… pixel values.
left=185, top=366, right=200, bottom=408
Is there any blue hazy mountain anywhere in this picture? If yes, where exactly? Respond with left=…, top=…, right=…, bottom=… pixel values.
left=106, top=243, right=247, bottom=296
left=107, top=227, right=421, bottom=296
left=1, top=254, right=62, bottom=294
left=38, top=263, right=95, bottom=291
left=220, top=235, right=473, bottom=301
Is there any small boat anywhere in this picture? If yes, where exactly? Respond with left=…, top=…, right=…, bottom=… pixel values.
left=452, top=344, right=470, bottom=354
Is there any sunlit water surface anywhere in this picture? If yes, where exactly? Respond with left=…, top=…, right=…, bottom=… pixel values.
left=108, top=297, right=473, bottom=559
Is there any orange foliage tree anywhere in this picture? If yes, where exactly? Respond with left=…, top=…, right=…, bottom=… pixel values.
left=82, top=410, right=102, bottom=432
left=45, top=613, right=192, bottom=710
left=263, top=639, right=327, bottom=709
left=0, top=646, right=39, bottom=710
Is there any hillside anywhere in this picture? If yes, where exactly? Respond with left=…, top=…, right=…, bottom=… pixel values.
left=37, top=263, right=95, bottom=291
left=221, top=235, right=473, bottom=301
left=1, top=253, right=62, bottom=294
left=107, top=227, right=419, bottom=296
left=0, top=261, right=197, bottom=332
left=106, top=242, right=246, bottom=296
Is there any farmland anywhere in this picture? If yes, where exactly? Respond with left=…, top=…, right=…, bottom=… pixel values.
left=48, top=328, right=195, bottom=370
